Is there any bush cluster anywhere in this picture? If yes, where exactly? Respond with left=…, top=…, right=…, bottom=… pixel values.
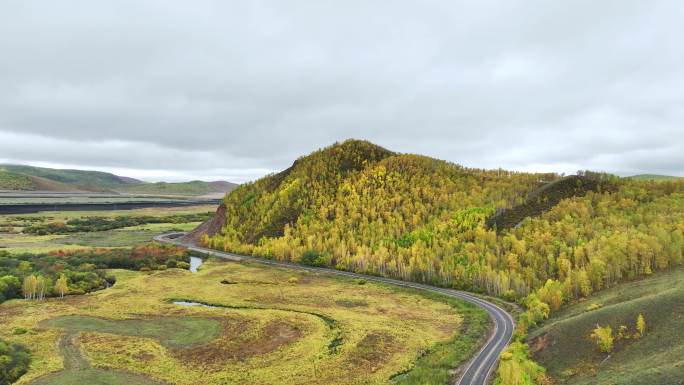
left=0, top=340, right=29, bottom=385
left=0, top=243, right=189, bottom=304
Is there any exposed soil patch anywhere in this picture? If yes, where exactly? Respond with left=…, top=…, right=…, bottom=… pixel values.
left=180, top=204, right=226, bottom=244
left=529, top=333, right=552, bottom=354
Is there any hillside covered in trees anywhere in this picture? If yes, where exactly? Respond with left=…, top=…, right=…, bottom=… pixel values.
left=199, top=140, right=684, bottom=384
left=203, top=140, right=684, bottom=308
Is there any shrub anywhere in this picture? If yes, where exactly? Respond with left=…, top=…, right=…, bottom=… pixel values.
left=176, top=261, right=191, bottom=270
left=636, top=314, right=646, bottom=337
left=591, top=324, right=614, bottom=353
left=287, top=277, right=299, bottom=284
left=300, top=250, right=324, bottom=266
left=0, top=340, right=30, bottom=385
left=104, top=275, right=117, bottom=286
left=494, top=342, right=548, bottom=385
left=617, top=325, right=629, bottom=340
left=11, top=328, right=27, bottom=336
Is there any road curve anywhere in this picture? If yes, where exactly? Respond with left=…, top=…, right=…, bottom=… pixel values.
left=154, top=233, right=514, bottom=385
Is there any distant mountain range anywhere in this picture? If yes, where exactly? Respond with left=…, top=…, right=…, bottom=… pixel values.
left=0, top=164, right=238, bottom=197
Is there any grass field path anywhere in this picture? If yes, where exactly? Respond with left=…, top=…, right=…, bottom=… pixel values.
left=27, top=326, right=170, bottom=385
left=59, top=332, right=88, bottom=371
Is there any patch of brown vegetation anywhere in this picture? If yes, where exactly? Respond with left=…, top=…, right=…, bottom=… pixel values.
left=529, top=333, right=552, bottom=354
left=347, top=332, right=396, bottom=371
left=334, top=298, right=368, bottom=308
left=175, top=319, right=303, bottom=370
left=133, top=351, right=156, bottom=362
left=0, top=303, right=24, bottom=321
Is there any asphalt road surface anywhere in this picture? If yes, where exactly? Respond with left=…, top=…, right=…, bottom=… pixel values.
left=155, top=233, right=514, bottom=385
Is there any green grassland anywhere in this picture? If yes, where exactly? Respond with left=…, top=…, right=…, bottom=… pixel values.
left=0, top=259, right=488, bottom=385
left=0, top=164, right=236, bottom=195
left=528, top=268, right=684, bottom=384
left=117, top=181, right=237, bottom=196
left=27, top=331, right=167, bottom=385
left=628, top=174, right=681, bottom=181
left=0, top=205, right=214, bottom=253
left=28, top=367, right=166, bottom=385
left=44, top=316, right=222, bottom=348
left=0, top=171, right=35, bottom=191
left=0, top=165, right=137, bottom=189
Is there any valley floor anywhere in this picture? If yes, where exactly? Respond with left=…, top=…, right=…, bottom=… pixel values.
left=0, top=258, right=488, bottom=385
left=0, top=205, right=215, bottom=253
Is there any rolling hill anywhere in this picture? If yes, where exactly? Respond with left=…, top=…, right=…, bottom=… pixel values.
left=1, top=164, right=141, bottom=190
left=628, top=174, right=681, bottom=181
left=0, top=170, right=36, bottom=190
left=197, top=139, right=683, bottom=298
left=0, top=170, right=88, bottom=192
left=203, top=139, right=553, bottom=244
left=0, top=165, right=237, bottom=196
left=191, top=139, right=684, bottom=384
left=528, top=268, right=684, bottom=384
left=117, top=180, right=238, bottom=196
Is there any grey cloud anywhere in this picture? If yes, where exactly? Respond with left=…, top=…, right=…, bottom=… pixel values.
left=0, top=0, right=683, bottom=181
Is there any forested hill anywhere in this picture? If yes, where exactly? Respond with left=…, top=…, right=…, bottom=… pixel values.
left=206, top=139, right=555, bottom=245
left=204, top=139, right=684, bottom=312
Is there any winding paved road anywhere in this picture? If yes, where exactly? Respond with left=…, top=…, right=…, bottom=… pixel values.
left=154, top=233, right=514, bottom=385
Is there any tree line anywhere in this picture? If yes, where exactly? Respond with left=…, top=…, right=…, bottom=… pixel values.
left=0, top=243, right=189, bottom=304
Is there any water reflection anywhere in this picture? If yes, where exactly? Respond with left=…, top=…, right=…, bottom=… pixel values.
left=189, top=256, right=203, bottom=273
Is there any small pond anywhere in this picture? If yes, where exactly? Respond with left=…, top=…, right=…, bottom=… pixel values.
left=189, top=256, right=203, bottom=273
left=173, top=301, right=214, bottom=308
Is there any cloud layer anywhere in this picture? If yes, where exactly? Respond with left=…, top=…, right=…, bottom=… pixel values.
left=1, top=1, right=682, bottom=182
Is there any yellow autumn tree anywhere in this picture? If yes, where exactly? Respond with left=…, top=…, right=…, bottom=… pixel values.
left=54, top=274, right=68, bottom=298
left=22, top=275, right=38, bottom=300
left=591, top=324, right=614, bottom=353
left=636, top=314, right=646, bottom=338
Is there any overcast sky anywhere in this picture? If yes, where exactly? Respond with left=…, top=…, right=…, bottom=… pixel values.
left=1, top=1, right=682, bottom=183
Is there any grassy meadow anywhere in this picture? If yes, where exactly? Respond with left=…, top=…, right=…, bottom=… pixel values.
left=0, top=205, right=214, bottom=253
left=0, top=259, right=488, bottom=385
left=528, top=268, right=684, bottom=384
